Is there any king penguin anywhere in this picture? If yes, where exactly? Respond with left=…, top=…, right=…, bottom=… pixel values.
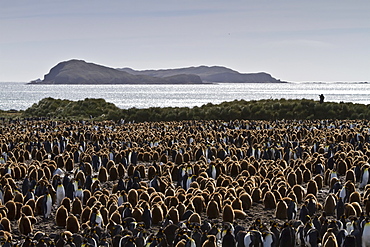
left=244, top=230, right=263, bottom=247
left=360, top=167, right=369, bottom=190
left=22, top=176, right=30, bottom=196
left=18, top=213, right=33, bottom=235
left=90, top=207, right=103, bottom=227
left=66, top=214, right=80, bottom=234
left=362, top=219, right=370, bottom=247
left=279, top=222, right=295, bottom=247
left=339, top=185, right=349, bottom=203
left=65, top=179, right=75, bottom=200
left=221, top=228, right=236, bottom=247
left=299, top=204, right=310, bottom=224
left=304, top=228, right=320, bottom=247
left=262, top=231, right=276, bottom=247
left=74, top=185, right=83, bottom=202
left=142, top=204, right=152, bottom=229
left=287, top=199, right=297, bottom=220
left=56, top=180, right=65, bottom=207
left=307, top=197, right=317, bottom=217
left=275, top=200, right=288, bottom=219
left=55, top=205, right=68, bottom=227
left=343, top=235, right=357, bottom=247
left=208, top=163, right=217, bottom=180
left=336, top=197, right=345, bottom=220
left=43, top=191, right=52, bottom=219
left=323, top=235, right=338, bottom=247
left=202, top=235, right=217, bottom=247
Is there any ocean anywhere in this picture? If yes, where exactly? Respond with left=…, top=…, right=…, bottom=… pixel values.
left=0, top=82, right=369, bottom=111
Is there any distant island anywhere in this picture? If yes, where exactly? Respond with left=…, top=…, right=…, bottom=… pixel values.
left=29, top=59, right=286, bottom=84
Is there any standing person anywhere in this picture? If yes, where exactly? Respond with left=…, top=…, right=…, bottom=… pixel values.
left=319, top=94, right=325, bottom=104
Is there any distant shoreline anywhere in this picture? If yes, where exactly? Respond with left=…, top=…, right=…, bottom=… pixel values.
left=27, top=81, right=286, bottom=85
left=24, top=81, right=370, bottom=85
left=3, top=81, right=370, bottom=84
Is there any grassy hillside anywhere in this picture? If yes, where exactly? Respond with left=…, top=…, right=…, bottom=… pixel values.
left=12, top=98, right=369, bottom=122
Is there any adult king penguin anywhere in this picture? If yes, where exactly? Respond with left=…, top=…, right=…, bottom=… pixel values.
left=279, top=222, right=295, bottom=247
left=343, top=235, right=357, bottom=247
left=360, top=167, right=369, bottom=190
left=56, top=180, right=65, bottom=207
left=362, top=219, right=370, bottom=247
left=43, top=191, right=52, bottom=219
left=244, top=230, right=263, bottom=247
left=221, top=228, right=236, bottom=247
left=262, top=231, right=276, bottom=247
left=142, top=204, right=152, bottom=229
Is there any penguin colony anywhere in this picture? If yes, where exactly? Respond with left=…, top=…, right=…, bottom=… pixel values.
left=1, top=119, right=370, bottom=246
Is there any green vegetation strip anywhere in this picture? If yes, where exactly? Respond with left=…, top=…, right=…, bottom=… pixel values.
left=1, top=97, right=369, bottom=121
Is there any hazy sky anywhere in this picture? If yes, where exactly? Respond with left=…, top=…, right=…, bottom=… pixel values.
left=1, top=1, right=369, bottom=82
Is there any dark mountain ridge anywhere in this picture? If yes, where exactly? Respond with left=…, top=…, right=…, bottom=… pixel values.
left=29, top=59, right=285, bottom=84
left=119, top=65, right=284, bottom=83
left=30, top=60, right=203, bottom=84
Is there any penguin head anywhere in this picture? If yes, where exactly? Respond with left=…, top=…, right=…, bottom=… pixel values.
left=57, top=180, right=63, bottom=187
left=365, top=218, right=370, bottom=226
left=254, top=217, right=262, bottom=226
left=270, top=220, right=279, bottom=228
left=262, top=231, right=272, bottom=239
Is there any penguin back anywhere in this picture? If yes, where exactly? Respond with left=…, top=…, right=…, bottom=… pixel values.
left=222, top=204, right=234, bottom=223
left=275, top=200, right=288, bottom=219
left=66, top=214, right=80, bottom=233
left=55, top=205, right=68, bottom=227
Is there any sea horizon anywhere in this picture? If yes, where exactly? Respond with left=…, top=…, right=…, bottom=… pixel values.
left=1, top=81, right=370, bottom=111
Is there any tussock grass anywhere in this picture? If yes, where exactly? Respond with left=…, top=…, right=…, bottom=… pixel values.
left=13, top=97, right=370, bottom=121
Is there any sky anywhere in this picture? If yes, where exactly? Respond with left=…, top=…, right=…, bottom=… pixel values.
left=1, top=0, right=370, bottom=83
